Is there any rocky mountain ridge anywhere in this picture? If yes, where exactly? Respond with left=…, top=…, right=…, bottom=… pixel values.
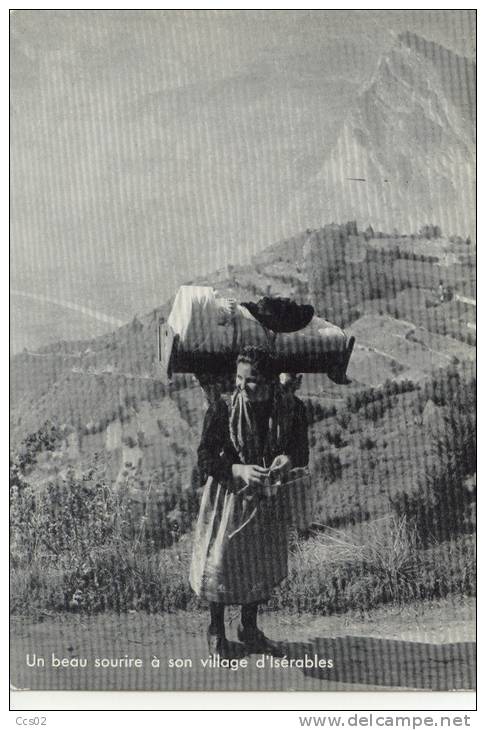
left=287, top=32, right=475, bottom=237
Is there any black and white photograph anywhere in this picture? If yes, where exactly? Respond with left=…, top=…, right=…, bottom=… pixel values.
left=10, top=9, right=476, bottom=695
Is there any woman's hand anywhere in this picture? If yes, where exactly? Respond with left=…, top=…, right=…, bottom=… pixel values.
left=232, top=464, right=268, bottom=495
left=269, top=454, right=291, bottom=478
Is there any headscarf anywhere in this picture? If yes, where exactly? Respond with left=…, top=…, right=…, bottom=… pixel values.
left=229, top=382, right=295, bottom=467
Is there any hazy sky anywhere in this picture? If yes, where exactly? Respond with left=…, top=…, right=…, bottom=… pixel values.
left=10, top=10, right=476, bottom=334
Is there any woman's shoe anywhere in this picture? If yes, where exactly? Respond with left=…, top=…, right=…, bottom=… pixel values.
left=237, top=624, right=283, bottom=656
left=206, top=629, right=230, bottom=659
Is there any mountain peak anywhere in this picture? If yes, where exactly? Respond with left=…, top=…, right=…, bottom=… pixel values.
left=286, top=31, right=475, bottom=238
left=396, top=30, right=473, bottom=62
left=397, top=30, right=445, bottom=54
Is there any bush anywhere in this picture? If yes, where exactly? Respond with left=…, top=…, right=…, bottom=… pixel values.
left=420, top=364, right=467, bottom=407
left=10, top=537, right=198, bottom=615
left=270, top=518, right=475, bottom=614
left=10, top=450, right=203, bottom=615
left=346, top=387, right=378, bottom=413
left=360, top=436, right=377, bottom=451
left=303, top=399, right=337, bottom=424
left=313, top=451, right=342, bottom=483
left=335, top=410, right=352, bottom=430
left=382, top=379, right=417, bottom=397
left=15, top=421, right=62, bottom=474
left=324, top=427, right=347, bottom=448
left=10, top=469, right=128, bottom=568
left=10, top=451, right=201, bottom=614
left=392, top=383, right=476, bottom=542
left=362, top=400, right=387, bottom=422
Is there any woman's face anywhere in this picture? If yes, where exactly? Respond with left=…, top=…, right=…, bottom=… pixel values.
left=236, top=361, right=271, bottom=402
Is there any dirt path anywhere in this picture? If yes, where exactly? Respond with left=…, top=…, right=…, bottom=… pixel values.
left=10, top=598, right=475, bottom=692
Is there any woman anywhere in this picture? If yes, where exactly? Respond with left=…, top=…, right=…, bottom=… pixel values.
left=189, top=346, right=309, bottom=657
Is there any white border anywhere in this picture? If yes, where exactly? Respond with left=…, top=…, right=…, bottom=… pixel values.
left=5, top=2, right=479, bottom=720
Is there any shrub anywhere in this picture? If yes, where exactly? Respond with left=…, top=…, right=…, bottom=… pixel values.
left=392, top=384, right=476, bottom=542
left=362, top=400, right=387, bottom=422
left=360, top=436, right=377, bottom=451
left=336, top=410, right=352, bottom=430
left=324, top=427, right=347, bottom=448
left=420, top=364, right=467, bottom=407
left=10, top=454, right=201, bottom=615
left=10, top=469, right=127, bottom=567
left=382, top=379, right=417, bottom=397
left=346, top=387, right=378, bottom=413
left=303, top=400, right=337, bottom=425
left=15, top=421, right=62, bottom=474
left=313, top=451, right=342, bottom=483
left=10, top=537, right=198, bottom=615
left=270, top=518, right=475, bottom=614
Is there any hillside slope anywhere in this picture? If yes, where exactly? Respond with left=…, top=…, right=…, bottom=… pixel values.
left=10, top=224, right=475, bottom=543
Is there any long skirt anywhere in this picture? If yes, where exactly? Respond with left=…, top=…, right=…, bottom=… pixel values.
left=189, top=477, right=288, bottom=605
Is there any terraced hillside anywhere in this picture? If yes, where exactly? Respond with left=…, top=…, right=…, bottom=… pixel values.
left=11, top=221, right=475, bottom=476
left=10, top=223, right=476, bottom=618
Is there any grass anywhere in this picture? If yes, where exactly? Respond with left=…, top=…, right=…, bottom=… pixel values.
left=10, top=510, right=475, bottom=618
left=10, top=534, right=199, bottom=617
left=271, top=518, right=475, bottom=615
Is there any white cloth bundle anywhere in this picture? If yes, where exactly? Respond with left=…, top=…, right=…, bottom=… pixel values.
left=167, top=286, right=224, bottom=352
left=167, top=285, right=273, bottom=353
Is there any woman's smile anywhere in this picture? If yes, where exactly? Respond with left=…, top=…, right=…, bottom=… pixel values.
left=236, top=361, right=271, bottom=402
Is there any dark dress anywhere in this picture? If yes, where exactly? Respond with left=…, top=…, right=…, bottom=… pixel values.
left=189, top=395, right=309, bottom=605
